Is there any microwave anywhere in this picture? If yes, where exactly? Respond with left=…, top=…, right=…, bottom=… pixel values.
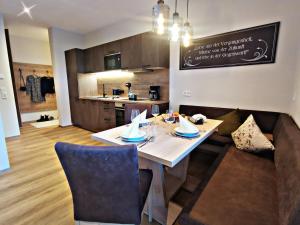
left=104, top=52, right=121, bottom=70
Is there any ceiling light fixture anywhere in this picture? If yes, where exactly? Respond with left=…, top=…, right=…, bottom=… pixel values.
left=170, top=0, right=183, bottom=42
left=182, top=0, right=193, bottom=47
left=17, top=1, right=36, bottom=19
left=152, top=0, right=170, bottom=35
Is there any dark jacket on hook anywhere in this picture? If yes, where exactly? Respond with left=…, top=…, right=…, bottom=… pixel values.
left=26, top=75, right=45, bottom=103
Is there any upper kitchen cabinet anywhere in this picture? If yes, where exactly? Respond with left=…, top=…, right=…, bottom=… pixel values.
left=121, top=32, right=169, bottom=70
left=140, top=32, right=169, bottom=69
left=121, top=35, right=142, bottom=70
left=84, top=45, right=104, bottom=73
left=103, top=40, right=121, bottom=56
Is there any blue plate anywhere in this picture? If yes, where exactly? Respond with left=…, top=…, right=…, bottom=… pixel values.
left=175, top=131, right=200, bottom=138
left=122, top=136, right=146, bottom=142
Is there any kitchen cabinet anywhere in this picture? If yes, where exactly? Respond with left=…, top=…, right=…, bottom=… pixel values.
left=121, top=35, right=142, bottom=70
left=78, top=32, right=169, bottom=74
left=140, top=32, right=169, bottom=69
left=121, top=32, right=169, bottom=70
left=84, top=45, right=104, bottom=73
left=65, top=49, right=85, bottom=126
left=103, top=40, right=121, bottom=56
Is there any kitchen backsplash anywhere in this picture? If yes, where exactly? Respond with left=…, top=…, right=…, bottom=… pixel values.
left=97, top=69, right=169, bottom=100
left=78, top=69, right=169, bottom=100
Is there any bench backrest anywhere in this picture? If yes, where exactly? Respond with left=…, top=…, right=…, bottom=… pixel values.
left=273, top=114, right=300, bottom=225
left=179, top=105, right=280, bottom=133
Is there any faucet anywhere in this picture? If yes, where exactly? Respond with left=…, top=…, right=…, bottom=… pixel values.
left=102, top=84, right=107, bottom=98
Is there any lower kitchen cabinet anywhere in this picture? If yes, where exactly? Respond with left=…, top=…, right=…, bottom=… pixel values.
left=71, top=100, right=115, bottom=132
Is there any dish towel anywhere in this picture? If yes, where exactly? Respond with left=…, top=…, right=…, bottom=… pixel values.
left=179, top=115, right=199, bottom=133
left=122, top=114, right=141, bottom=138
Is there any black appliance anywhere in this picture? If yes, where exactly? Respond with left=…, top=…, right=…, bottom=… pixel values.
left=149, top=86, right=160, bottom=100
left=104, top=52, right=121, bottom=70
left=112, top=89, right=124, bottom=96
left=115, top=102, right=125, bottom=127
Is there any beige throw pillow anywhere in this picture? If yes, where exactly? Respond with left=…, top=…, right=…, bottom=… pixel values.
left=232, top=115, right=275, bottom=152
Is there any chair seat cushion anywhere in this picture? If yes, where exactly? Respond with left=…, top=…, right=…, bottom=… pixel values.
left=139, top=169, right=153, bottom=212
left=189, top=147, right=278, bottom=225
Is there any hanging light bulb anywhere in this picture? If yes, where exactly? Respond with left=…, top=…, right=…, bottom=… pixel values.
left=182, top=0, right=193, bottom=47
left=152, top=0, right=170, bottom=35
left=170, top=0, right=183, bottom=42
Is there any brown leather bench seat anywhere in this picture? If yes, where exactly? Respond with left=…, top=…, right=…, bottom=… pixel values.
left=176, top=105, right=300, bottom=225
left=189, top=147, right=278, bottom=225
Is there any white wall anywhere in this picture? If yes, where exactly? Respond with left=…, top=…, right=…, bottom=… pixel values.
left=8, top=29, right=58, bottom=122
left=85, top=18, right=150, bottom=48
left=83, top=0, right=300, bottom=118
left=170, top=0, right=300, bottom=113
left=21, top=110, right=58, bottom=123
left=0, top=14, right=20, bottom=137
left=49, top=27, right=85, bottom=126
left=0, top=113, right=10, bottom=171
left=10, top=35, right=52, bottom=65
left=291, top=50, right=300, bottom=127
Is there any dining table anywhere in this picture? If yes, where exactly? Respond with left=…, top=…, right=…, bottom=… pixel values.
left=91, top=116, right=223, bottom=225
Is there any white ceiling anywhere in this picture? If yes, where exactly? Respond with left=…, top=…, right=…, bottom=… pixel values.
left=0, top=0, right=171, bottom=38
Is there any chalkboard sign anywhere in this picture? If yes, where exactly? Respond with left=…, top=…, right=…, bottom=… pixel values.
left=180, top=22, right=280, bottom=70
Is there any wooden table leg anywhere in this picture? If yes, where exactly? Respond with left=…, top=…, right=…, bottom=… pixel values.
left=139, top=156, right=190, bottom=225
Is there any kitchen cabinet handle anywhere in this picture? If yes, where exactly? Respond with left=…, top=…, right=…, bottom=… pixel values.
left=104, top=118, right=111, bottom=122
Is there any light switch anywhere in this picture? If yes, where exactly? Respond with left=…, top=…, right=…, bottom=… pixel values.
left=0, top=74, right=4, bottom=79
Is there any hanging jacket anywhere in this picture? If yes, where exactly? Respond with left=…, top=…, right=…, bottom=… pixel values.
left=26, top=75, right=45, bottom=103
left=40, top=77, right=55, bottom=97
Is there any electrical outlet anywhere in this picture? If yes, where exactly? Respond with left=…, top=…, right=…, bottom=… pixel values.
left=183, top=90, right=192, bottom=97
left=0, top=87, right=8, bottom=99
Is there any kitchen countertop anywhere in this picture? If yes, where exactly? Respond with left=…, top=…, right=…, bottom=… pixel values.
left=80, top=96, right=169, bottom=104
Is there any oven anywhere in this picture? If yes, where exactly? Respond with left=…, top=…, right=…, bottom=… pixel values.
left=115, top=102, right=125, bottom=127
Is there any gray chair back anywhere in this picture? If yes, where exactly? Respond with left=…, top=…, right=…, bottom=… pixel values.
left=55, top=142, right=142, bottom=224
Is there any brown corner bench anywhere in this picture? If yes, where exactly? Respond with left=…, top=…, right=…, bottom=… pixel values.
left=175, top=105, right=300, bottom=225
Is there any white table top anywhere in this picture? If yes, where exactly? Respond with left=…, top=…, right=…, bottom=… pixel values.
left=92, top=118, right=223, bottom=167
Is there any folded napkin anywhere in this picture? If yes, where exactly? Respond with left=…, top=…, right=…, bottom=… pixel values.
left=122, top=116, right=140, bottom=138
left=192, top=114, right=207, bottom=122
left=139, top=110, right=149, bottom=124
left=179, top=115, right=199, bottom=133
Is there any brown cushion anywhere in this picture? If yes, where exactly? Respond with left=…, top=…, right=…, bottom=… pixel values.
left=273, top=114, right=300, bottom=225
left=189, top=147, right=278, bottom=225
left=216, top=110, right=242, bottom=136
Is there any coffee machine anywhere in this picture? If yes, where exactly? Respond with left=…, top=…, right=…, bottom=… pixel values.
left=149, top=86, right=160, bottom=101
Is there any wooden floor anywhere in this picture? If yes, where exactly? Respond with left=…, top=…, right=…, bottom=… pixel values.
left=0, top=124, right=105, bottom=225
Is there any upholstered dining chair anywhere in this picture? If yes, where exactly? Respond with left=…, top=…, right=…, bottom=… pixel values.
left=55, top=142, right=153, bottom=225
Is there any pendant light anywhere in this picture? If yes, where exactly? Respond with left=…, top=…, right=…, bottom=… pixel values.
left=170, top=0, right=183, bottom=42
left=152, top=0, right=170, bottom=35
left=182, top=0, right=193, bottom=47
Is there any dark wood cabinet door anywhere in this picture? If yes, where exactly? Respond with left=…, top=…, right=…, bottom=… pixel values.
left=121, top=35, right=142, bottom=69
left=84, top=48, right=94, bottom=73
left=141, top=32, right=169, bottom=69
left=93, top=45, right=104, bottom=72
left=100, top=102, right=116, bottom=131
left=84, top=46, right=104, bottom=73
left=103, top=40, right=121, bottom=56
